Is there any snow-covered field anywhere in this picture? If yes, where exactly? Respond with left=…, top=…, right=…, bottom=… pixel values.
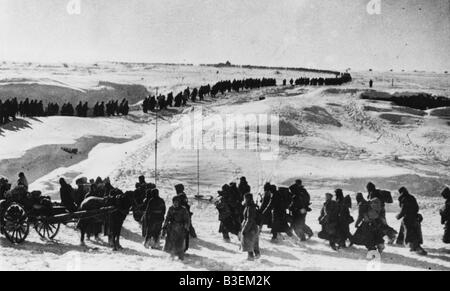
left=1, top=64, right=449, bottom=271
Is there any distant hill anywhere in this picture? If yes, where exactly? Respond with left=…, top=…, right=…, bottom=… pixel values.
left=200, top=62, right=342, bottom=75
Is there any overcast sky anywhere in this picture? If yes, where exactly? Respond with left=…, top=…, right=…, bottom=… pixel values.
left=0, top=0, right=449, bottom=71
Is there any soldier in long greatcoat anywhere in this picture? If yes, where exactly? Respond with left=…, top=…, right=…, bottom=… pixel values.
left=396, top=187, right=427, bottom=255
left=142, top=188, right=166, bottom=249
left=162, top=196, right=190, bottom=260
left=318, top=193, right=340, bottom=250
left=240, top=193, right=260, bottom=260
left=215, top=186, right=240, bottom=241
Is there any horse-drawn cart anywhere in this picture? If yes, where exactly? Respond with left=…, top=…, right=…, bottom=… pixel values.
left=0, top=199, right=116, bottom=244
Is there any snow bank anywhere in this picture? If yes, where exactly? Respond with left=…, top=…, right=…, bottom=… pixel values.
left=0, top=116, right=145, bottom=160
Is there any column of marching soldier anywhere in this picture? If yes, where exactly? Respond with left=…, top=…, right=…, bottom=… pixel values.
left=0, top=73, right=352, bottom=125
left=213, top=178, right=447, bottom=260
left=1, top=171, right=449, bottom=261
left=0, top=98, right=130, bottom=125
left=141, top=74, right=352, bottom=113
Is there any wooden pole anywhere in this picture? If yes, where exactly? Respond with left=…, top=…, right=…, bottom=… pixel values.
left=197, top=146, right=200, bottom=196
left=155, top=87, right=159, bottom=186
left=196, top=128, right=202, bottom=197
left=155, top=111, right=158, bottom=186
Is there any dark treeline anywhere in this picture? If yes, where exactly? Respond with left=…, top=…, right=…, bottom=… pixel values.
left=361, top=91, right=450, bottom=110
left=142, top=78, right=277, bottom=113
left=0, top=97, right=130, bottom=125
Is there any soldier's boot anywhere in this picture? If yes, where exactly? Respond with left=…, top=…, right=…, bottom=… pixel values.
left=189, top=225, right=197, bottom=239
left=286, top=229, right=294, bottom=237
left=396, top=226, right=405, bottom=245
left=247, top=252, right=255, bottom=261
left=151, top=237, right=162, bottom=250
left=415, top=246, right=428, bottom=256
left=330, top=241, right=338, bottom=251
left=377, top=243, right=385, bottom=254
left=222, top=232, right=231, bottom=242
left=144, top=239, right=150, bottom=249
left=408, top=242, right=417, bottom=252
left=108, top=236, right=114, bottom=247
left=271, top=233, right=278, bottom=242
left=306, top=226, right=314, bottom=239
left=348, top=236, right=355, bottom=247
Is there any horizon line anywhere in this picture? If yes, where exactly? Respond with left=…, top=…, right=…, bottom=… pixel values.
left=0, top=59, right=448, bottom=74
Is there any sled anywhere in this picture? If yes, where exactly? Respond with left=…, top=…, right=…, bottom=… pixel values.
left=194, top=194, right=214, bottom=202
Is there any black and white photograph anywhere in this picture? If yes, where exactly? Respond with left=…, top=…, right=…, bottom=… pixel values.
left=0, top=0, right=449, bottom=273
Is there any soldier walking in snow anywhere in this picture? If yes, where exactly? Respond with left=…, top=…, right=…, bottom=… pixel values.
left=335, top=189, right=354, bottom=248
left=142, top=188, right=166, bottom=249
left=318, top=193, right=340, bottom=250
left=259, top=183, right=272, bottom=228
left=240, top=193, right=261, bottom=261
left=366, top=182, right=397, bottom=243
left=238, top=177, right=250, bottom=199
left=162, top=196, right=190, bottom=260
left=175, top=184, right=197, bottom=250
left=262, top=184, right=293, bottom=241
left=395, top=187, right=427, bottom=255
left=289, top=179, right=313, bottom=241
left=352, top=193, right=385, bottom=253
left=215, top=185, right=240, bottom=241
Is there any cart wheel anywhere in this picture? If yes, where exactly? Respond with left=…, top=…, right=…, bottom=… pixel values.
left=34, top=219, right=60, bottom=240
left=3, top=204, right=30, bottom=244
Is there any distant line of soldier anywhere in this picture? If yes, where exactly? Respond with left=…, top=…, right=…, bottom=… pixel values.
left=142, top=74, right=352, bottom=113
left=1, top=73, right=353, bottom=124
left=283, top=73, right=353, bottom=86
left=142, top=77, right=278, bottom=112
left=0, top=98, right=130, bottom=125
